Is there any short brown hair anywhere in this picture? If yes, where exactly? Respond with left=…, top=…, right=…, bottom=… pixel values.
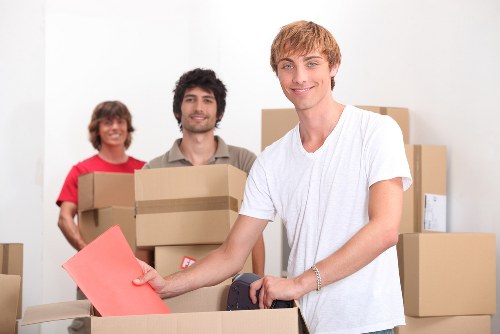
left=88, top=101, right=135, bottom=150
left=270, top=21, right=342, bottom=90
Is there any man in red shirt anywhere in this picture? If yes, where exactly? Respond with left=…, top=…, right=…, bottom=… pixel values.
left=57, top=101, right=146, bottom=334
left=56, top=101, right=145, bottom=252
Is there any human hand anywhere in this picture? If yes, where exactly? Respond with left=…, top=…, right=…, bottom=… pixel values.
left=249, top=276, right=302, bottom=309
left=132, top=259, right=167, bottom=298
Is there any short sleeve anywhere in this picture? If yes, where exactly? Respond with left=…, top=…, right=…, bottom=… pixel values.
left=239, top=156, right=276, bottom=221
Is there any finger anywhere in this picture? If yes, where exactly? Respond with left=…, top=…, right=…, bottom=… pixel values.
left=249, top=278, right=263, bottom=304
left=132, top=267, right=157, bottom=285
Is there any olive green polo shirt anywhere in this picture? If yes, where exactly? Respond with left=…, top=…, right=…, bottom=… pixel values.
left=143, top=136, right=256, bottom=174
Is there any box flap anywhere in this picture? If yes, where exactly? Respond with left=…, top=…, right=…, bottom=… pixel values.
left=22, top=300, right=92, bottom=325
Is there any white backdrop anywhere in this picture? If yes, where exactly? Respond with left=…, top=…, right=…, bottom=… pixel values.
left=1, top=1, right=500, bottom=333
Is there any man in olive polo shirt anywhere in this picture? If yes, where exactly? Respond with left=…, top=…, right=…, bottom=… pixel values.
left=145, top=68, right=265, bottom=275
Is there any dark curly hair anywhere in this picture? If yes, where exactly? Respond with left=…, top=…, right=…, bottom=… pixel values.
left=172, top=68, right=227, bottom=130
left=88, top=101, right=135, bottom=150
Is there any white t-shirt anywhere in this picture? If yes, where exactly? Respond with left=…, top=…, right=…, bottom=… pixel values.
left=240, top=105, right=412, bottom=334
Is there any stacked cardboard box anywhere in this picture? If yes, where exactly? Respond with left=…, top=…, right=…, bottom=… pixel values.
left=134, top=165, right=253, bottom=279
left=396, top=233, right=495, bottom=333
left=1, top=243, right=23, bottom=320
left=21, top=285, right=309, bottom=333
left=77, top=173, right=138, bottom=251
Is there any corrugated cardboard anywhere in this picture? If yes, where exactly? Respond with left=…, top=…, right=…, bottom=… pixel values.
left=79, top=207, right=136, bottom=252
left=78, top=172, right=135, bottom=211
left=397, top=233, right=496, bottom=316
left=22, top=285, right=309, bottom=334
left=155, top=245, right=253, bottom=284
left=261, top=106, right=409, bottom=150
left=78, top=207, right=152, bottom=264
left=136, top=210, right=238, bottom=247
left=357, top=106, right=410, bottom=144
left=402, top=145, right=447, bottom=233
left=261, top=108, right=299, bottom=150
left=1, top=244, right=23, bottom=319
left=0, top=274, right=21, bottom=334
left=135, top=165, right=247, bottom=247
left=395, top=315, right=491, bottom=334
left=134, top=165, right=246, bottom=203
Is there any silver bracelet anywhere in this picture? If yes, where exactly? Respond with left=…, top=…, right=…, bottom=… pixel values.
left=311, top=264, right=322, bottom=292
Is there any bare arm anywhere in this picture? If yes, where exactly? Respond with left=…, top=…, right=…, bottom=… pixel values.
left=134, top=214, right=268, bottom=298
left=57, top=201, right=87, bottom=251
left=251, top=234, right=265, bottom=276
left=252, top=177, right=403, bottom=307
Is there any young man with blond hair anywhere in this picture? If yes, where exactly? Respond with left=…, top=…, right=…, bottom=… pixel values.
left=135, top=21, right=411, bottom=334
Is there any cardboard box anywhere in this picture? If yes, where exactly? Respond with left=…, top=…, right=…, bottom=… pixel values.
left=78, top=172, right=135, bottom=211
left=1, top=243, right=23, bottom=319
left=397, top=233, right=496, bottom=316
left=395, top=315, right=491, bottom=334
left=356, top=106, right=410, bottom=144
left=0, top=274, right=21, bottom=334
left=402, top=145, right=447, bottom=233
left=135, top=165, right=246, bottom=247
left=136, top=210, right=238, bottom=247
left=261, top=108, right=299, bottom=150
left=78, top=207, right=137, bottom=252
left=155, top=245, right=253, bottom=283
left=261, top=106, right=409, bottom=150
left=134, top=164, right=246, bottom=203
left=22, top=285, right=309, bottom=334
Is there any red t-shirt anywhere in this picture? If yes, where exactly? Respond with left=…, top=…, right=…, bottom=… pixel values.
left=56, top=154, right=145, bottom=206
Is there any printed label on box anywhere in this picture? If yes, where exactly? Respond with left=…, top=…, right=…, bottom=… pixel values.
left=180, top=256, right=197, bottom=269
left=424, top=193, right=447, bottom=231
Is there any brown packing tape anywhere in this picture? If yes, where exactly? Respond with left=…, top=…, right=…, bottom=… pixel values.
left=136, top=196, right=240, bottom=215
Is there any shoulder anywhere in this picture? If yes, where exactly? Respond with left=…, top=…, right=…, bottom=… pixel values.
left=127, top=156, right=146, bottom=168
left=227, top=144, right=257, bottom=159
left=143, top=152, right=169, bottom=169
left=72, top=154, right=100, bottom=173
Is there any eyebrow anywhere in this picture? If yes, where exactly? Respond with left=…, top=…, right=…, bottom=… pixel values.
left=278, top=54, right=324, bottom=63
left=183, top=93, right=215, bottom=100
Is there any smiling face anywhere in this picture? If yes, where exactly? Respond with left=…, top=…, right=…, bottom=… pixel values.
left=178, top=86, right=219, bottom=134
left=277, top=51, right=338, bottom=112
left=97, top=117, right=128, bottom=149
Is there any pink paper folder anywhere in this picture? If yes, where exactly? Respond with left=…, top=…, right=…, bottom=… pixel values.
left=62, top=224, right=170, bottom=316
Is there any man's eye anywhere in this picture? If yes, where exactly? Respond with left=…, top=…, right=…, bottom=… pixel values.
left=282, top=63, right=293, bottom=70
left=307, top=62, right=319, bottom=68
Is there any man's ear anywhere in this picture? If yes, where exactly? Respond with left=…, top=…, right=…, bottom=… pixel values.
left=330, top=63, right=340, bottom=77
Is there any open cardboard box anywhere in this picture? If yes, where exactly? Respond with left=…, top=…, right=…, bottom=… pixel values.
left=22, top=285, right=309, bottom=334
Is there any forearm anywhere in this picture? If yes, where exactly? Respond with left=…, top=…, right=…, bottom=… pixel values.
left=57, top=207, right=86, bottom=251
left=160, top=244, right=244, bottom=298
left=251, top=234, right=265, bottom=276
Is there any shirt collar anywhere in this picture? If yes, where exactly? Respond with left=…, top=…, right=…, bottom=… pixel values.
left=168, top=136, right=229, bottom=163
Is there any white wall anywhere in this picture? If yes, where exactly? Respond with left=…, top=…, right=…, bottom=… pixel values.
left=0, top=0, right=44, bottom=333
left=1, top=0, right=499, bottom=333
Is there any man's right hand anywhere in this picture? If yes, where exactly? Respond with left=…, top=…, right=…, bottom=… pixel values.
left=133, top=259, right=168, bottom=298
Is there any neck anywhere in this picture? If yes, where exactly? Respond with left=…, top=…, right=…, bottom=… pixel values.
left=297, top=99, right=345, bottom=153
left=179, top=131, right=217, bottom=166
left=98, top=145, right=128, bottom=164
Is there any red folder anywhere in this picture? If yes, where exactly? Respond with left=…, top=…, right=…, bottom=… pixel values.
left=62, top=225, right=170, bottom=316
